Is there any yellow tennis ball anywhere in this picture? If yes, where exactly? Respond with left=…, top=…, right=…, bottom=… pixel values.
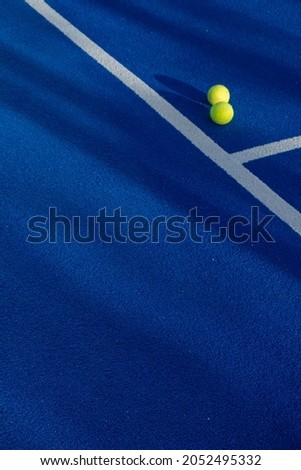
left=210, top=102, right=234, bottom=125
left=207, top=84, right=230, bottom=105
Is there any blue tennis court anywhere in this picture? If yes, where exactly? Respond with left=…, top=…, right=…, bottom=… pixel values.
left=1, top=0, right=301, bottom=450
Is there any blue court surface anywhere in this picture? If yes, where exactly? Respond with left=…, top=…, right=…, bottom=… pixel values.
left=1, top=0, right=301, bottom=450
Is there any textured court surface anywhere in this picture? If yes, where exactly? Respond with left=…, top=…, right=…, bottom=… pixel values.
left=1, top=0, right=301, bottom=450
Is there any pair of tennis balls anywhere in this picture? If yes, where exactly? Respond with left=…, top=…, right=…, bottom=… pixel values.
left=207, top=85, right=234, bottom=125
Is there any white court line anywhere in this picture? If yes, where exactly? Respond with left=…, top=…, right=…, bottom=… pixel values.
left=26, top=0, right=301, bottom=236
left=230, top=136, right=301, bottom=164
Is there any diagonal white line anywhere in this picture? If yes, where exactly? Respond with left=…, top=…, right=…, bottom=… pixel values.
left=26, top=0, right=301, bottom=236
left=26, top=0, right=225, bottom=161
left=231, top=136, right=301, bottom=164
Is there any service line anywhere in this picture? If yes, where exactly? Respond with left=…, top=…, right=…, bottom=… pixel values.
left=231, top=136, right=301, bottom=164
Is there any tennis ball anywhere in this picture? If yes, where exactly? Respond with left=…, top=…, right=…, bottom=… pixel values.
left=207, top=84, right=230, bottom=105
left=210, top=102, right=234, bottom=125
